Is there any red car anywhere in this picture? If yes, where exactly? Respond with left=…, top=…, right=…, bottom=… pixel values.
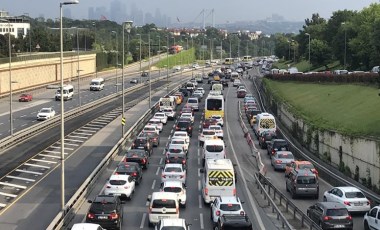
left=237, top=90, right=247, bottom=98
left=202, top=118, right=218, bottom=129
left=19, top=93, right=33, bottom=102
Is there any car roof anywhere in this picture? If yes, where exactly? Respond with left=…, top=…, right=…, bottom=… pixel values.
left=165, top=163, right=183, bottom=168
left=174, top=131, right=188, bottom=135
left=317, top=202, right=347, bottom=209
left=217, top=196, right=240, bottom=203
left=163, top=180, right=183, bottom=187
left=93, top=195, right=117, bottom=203
left=275, top=151, right=293, bottom=156
left=159, top=218, right=186, bottom=227
left=71, top=223, right=103, bottom=230
left=295, top=169, right=315, bottom=176
left=335, top=186, right=362, bottom=192
left=109, top=174, right=130, bottom=180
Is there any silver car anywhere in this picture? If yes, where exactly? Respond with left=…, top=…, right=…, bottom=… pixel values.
left=271, top=151, right=294, bottom=171
left=161, top=163, right=187, bottom=185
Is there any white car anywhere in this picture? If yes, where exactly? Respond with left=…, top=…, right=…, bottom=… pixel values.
left=189, top=79, right=198, bottom=87
left=155, top=218, right=190, bottom=230
left=197, top=87, right=205, bottom=95
left=104, top=174, right=135, bottom=200
left=142, top=125, right=159, bottom=135
left=193, top=90, right=203, bottom=99
left=154, top=112, right=168, bottom=125
left=233, top=79, right=241, bottom=87
left=163, top=107, right=176, bottom=120
left=161, top=163, right=187, bottom=185
left=37, top=107, right=56, bottom=120
left=211, top=196, right=245, bottom=224
left=180, top=113, right=194, bottom=123
left=71, top=223, right=105, bottom=230
left=209, top=125, right=224, bottom=139
left=170, top=138, right=189, bottom=153
left=166, top=144, right=187, bottom=157
left=211, top=115, right=224, bottom=127
left=172, top=131, right=190, bottom=144
left=148, top=118, right=163, bottom=132
left=192, top=63, right=200, bottom=69
left=160, top=181, right=187, bottom=208
left=198, top=129, right=217, bottom=147
left=323, top=186, right=371, bottom=213
left=364, top=205, right=380, bottom=230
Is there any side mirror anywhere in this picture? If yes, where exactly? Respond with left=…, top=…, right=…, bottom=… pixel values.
left=147, top=197, right=151, bottom=202
left=199, top=168, right=204, bottom=173
left=87, top=200, right=93, bottom=203
left=241, top=201, right=245, bottom=204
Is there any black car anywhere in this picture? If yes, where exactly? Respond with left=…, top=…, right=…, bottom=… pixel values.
left=258, top=131, right=277, bottom=149
left=86, top=195, right=123, bottom=230
left=178, top=88, right=189, bottom=97
left=141, top=71, right=149, bottom=77
left=132, top=136, right=153, bottom=156
left=141, top=132, right=160, bottom=147
left=267, top=139, right=289, bottom=158
left=124, top=149, right=149, bottom=169
left=220, top=79, right=229, bottom=87
left=307, top=202, right=353, bottom=230
left=175, top=119, right=193, bottom=137
left=115, top=162, right=143, bottom=185
left=246, top=109, right=261, bottom=121
left=215, top=214, right=253, bottom=230
left=165, top=153, right=187, bottom=169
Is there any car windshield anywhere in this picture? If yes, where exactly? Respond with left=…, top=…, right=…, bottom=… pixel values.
left=163, top=187, right=182, bottom=193
left=171, top=140, right=184, bottom=145
left=149, top=120, right=160, bottom=124
left=205, top=145, right=224, bottom=152
left=188, top=99, right=197, bottom=103
left=177, top=122, right=189, bottom=128
left=89, top=203, right=115, bottom=213
left=299, top=164, right=314, bottom=170
left=165, top=167, right=182, bottom=172
left=40, top=109, right=50, bottom=113
left=21, top=94, right=28, bottom=97
left=220, top=203, right=241, bottom=211
left=296, top=176, right=316, bottom=184
left=210, top=126, right=221, bottom=130
left=161, top=227, right=185, bottom=230
left=144, top=127, right=155, bottom=131
left=326, top=208, right=349, bottom=216
left=203, top=131, right=216, bottom=135
left=345, top=191, right=365, bottom=198
left=164, top=109, right=173, bottom=112
left=109, top=180, right=127, bottom=185
left=207, top=99, right=223, bottom=110
left=135, top=139, right=147, bottom=144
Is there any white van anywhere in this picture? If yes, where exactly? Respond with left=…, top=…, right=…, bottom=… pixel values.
left=55, top=84, right=74, bottom=101
left=148, top=192, right=179, bottom=226
left=159, top=96, right=175, bottom=111
left=90, top=78, right=105, bottom=91
left=202, top=138, right=225, bottom=166
left=186, top=82, right=195, bottom=92
left=187, top=97, right=199, bottom=111
left=201, top=159, right=236, bottom=204
left=253, top=112, right=276, bottom=136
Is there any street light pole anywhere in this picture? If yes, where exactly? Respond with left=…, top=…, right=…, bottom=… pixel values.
left=148, top=32, right=151, bottom=108
left=342, top=22, right=347, bottom=70
left=305, top=33, right=311, bottom=72
left=75, top=28, right=82, bottom=107
left=112, top=31, right=119, bottom=93
left=59, top=0, right=79, bottom=213
left=136, top=34, right=142, bottom=84
left=157, top=35, right=161, bottom=78
left=123, top=21, right=133, bottom=136
left=166, top=35, right=169, bottom=94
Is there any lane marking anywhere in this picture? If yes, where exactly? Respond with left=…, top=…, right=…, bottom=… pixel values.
left=159, top=158, right=163, bottom=165
left=200, top=213, right=204, bottom=229
left=68, top=135, right=88, bottom=139
left=49, top=146, right=74, bottom=151
left=31, top=158, right=57, bottom=164
left=24, top=163, right=50, bottom=169
left=0, top=192, right=17, bottom=198
left=6, top=175, right=35, bottom=182
left=0, top=182, right=27, bottom=189
left=198, top=180, right=201, bottom=191
left=151, top=180, right=156, bottom=190
left=15, top=169, right=42, bottom=175
left=155, top=167, right=160, bottom=175
left=44, top=150, right=68, bottom=155
left=140, top=213, right=147, bottom=229
left=64, top=139, right=84, bottom=143
left=198, top=195, right=203, bottom=209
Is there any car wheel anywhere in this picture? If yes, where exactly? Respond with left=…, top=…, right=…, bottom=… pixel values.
left=364, top=220, right=370, bottom=230
left=148, top=222, right=154, bottom=227
left=129, top=191, right=134, bottom=200
left=291, top=190, right=297, bottom=199
left=286, top=183, right=289, bottom=192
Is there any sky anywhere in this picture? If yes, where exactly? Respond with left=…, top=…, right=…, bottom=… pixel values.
left=1, top=0, right=378, bottom=24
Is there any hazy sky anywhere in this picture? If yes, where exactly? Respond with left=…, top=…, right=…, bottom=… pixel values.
left=1, top=0, right=377, bottom=23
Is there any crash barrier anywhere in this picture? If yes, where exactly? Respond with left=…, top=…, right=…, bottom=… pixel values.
left=252, top=77, right=380, bottom=206
left=47, top=78, right=190, bottom=229
left=237, top=100, right=321, bottom=230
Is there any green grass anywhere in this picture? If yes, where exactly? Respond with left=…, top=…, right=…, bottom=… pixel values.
left=155, top=48, right=196, bottom=69
left=263, top=79, right=380, bottom=137
left=273, top=60, right=343, bottom=72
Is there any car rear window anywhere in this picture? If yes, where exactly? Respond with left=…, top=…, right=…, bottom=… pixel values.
left=135, top=139, right=147, bottom=144
left=89, top=203, right=115, bottom=213
left=152, top=199, right=176, bottom=208
left=177, top=122, right=189, bottom=128
left=220, top=203, right=241, bottom=211
left=188, top=99, right=198, bottom=103
left=326, top=208, right=349, bottom=216
left=117, top=165, right=137, bottom=172
left=163, top=187, right=182, bottom=193
left=345, top=191, right=365, bottom=198
left=126, top=151, right=144, bottom=157
left=203, top=131, right=216, bottom=135
left=299, top=164, right=314, bottom=170
left=278, top=153, right=293, bottom=159
left=109, top=180, right=127, bottom=185
left=296, top=176, right=316, bottom=184
left=165, top=167, right=182, bottom=172
left=205, top=145, right=224, bottom=152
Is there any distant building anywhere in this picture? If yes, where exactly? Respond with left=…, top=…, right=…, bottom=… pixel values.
left=0, top=11, right=30, bottom=39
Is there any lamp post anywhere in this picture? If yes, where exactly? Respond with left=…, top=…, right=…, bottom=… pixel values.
left=229, top=38, right=232, bottom=58
left=166, top=35, right=169, bottom=93
left=342, top=22, right=347, bottom=70
left=59, top=0, right=79, bottom=212
left=74, top=27, right=82, bottom=106
left=122, top=21, right=133, bottom=136
left=185, top=37, right=189, bottom=66
left=305, top=33, right=311, bottom=72
left=111, top=31, right=119, bottom=93
left=287, top=40, right=291, bottom=61
left=157, top=35, right=161, bottom=78
left=220, top=39, right=223, bottom=64
left=148, top=32, right=151, bottom=108
left=136, top=34, right=142, bottom=84
left=0, top=19, right=13, bottom=136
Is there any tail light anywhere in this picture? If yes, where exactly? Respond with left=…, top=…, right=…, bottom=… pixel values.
left=141, top=159, right=146, bottom=164
left=233, top=188, right=236, bottom=195
left=275, top=160, right=282, bottom=164
left=204, top=188, right=208, bottom=195
left=271, top=149, right=275, bottom=155
left=87, top=213, right=95, bottom=219
left=367, top=200, right=371, bottom=206
left=346, top=215, right=352, bottom=220
left=343, top=201, right=351, bottom=206
left=162, top=174, right=166, bottom=178
left=176, top=126, right=179, bottom=130
left=189, top=127, right=192, bottom=130
left=323, top=216, right=332, bottom=221
left=132, top=172, right=137, bottom=176
left=109, top=213, right=119, bottom=220
left=114, top=172, right=119, bottom=175
left=216, top=210, right=220, bottom=216
left=182, top=159, right=186, bottom=164
left=124, top=185, right=130, bottom=189
left=166, top=159, right=170, bottom=163
left=240, top=211, right=245, bottom=216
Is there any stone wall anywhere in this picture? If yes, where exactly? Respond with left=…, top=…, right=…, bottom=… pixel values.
left=0, top=54, right=96, bottom=95
left=263, top=85, right=380, bottom=190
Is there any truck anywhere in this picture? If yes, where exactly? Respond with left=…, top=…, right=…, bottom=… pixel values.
left=201, top=159, right=236, bottom=204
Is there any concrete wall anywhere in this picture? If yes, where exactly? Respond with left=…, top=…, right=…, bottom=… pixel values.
left=0, top=54, right=96, bottom=95
left=264, top=87, right=380, bottom=190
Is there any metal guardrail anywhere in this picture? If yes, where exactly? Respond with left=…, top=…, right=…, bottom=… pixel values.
left=252, top=77, right=380, bottom=206
left=0, top=75, right=168, bottom=154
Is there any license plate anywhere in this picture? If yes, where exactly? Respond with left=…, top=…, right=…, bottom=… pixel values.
left=138, top=146, right=145, bottom=149
left=169, top=176, right=176, bottom=179
left=354, top=203, right=363, bottom=206
left=98, top=215, right=108, bottom=219
left=159, top=216, right=170, bottom=219
left=181, top=128, right=186, bottom=130
left=334, top=225, right=344, bottom=228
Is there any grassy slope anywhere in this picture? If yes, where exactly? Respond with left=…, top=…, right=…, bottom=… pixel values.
left=155, top=48, right=196, bottom=69
left=273, top=60, right=342, bottom=72
left=264, top=79, right=380, bottom=137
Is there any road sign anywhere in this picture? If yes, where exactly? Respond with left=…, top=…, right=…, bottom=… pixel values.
left=121, top=117, right=126, bottom=126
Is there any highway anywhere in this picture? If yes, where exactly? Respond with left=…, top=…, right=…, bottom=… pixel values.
left=241, top=67, right=366, bottom=230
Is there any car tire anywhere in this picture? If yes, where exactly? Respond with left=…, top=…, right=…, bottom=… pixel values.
left=148, top=222, right=154, bottom=227
left=364, top=220, right=370, bottom=230
left=323, top=196, right=327, bottom=202
left=286, top=184, right=289, bottom=192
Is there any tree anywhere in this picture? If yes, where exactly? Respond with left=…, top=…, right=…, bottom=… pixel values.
left=310, top=39, right=331, bottom=67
